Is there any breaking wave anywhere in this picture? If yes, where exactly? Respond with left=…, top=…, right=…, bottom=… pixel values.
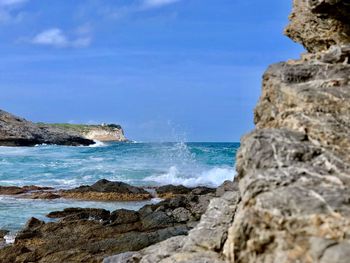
left=144, top=166, right=236, bottom=188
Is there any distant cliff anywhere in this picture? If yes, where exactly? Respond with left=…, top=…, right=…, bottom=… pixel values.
left=39, top=123, right=128, bottom=142
left=0, top=109, right=128, bottom=146
left=0, top=110, right=94, bottom=147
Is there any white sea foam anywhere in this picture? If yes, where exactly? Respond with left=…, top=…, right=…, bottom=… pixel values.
left=89, top=140, right=106, bottom=147
left=4, top=234, right=15, bottom=244
left=144, top=166, right=235, bottom=188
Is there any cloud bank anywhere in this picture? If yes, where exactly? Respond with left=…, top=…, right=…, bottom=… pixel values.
left=32, top=28, right=91, bottom=48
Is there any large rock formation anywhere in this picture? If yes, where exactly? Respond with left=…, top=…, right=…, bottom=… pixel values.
left=39, top=123, right=128, bottom=142
left=0, top=110, right=94, bottom=146
left=285, top=0, right=350, bottom=52
left=104, top=1, right=350, bottom=262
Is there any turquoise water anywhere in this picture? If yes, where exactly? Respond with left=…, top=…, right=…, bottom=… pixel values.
left=0, top=142, right=239, bottom=240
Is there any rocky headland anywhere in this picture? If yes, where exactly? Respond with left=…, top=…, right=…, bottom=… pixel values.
left=0, top=109, right=127, bottom=146
left=0, top=110, right=94, bottom=146
left=38, top=123, right=128, bottom=142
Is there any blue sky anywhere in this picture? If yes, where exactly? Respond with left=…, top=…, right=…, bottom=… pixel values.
left=0, top=0, right=303, bottom=142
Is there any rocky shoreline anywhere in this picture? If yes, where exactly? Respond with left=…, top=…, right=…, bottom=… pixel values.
left=0, top=179, right=232, bottom=262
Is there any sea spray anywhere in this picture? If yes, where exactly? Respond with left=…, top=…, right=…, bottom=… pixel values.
left=144, top=166, right=236, bottom=187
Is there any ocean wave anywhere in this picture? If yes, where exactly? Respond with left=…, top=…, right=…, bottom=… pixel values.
left=144, top=166, right=235, bottom=188
left=88, top=140, right=107, bottom=147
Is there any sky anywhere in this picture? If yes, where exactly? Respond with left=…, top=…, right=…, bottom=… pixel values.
left=0, top=0, right=303, bottom=142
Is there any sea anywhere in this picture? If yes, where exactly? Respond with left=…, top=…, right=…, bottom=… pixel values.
left=0, top=141, right=239, bottom=243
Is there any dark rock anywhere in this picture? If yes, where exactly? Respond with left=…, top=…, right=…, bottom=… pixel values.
left=110, top=209, right=139, bottom=225
left=16, top=217, right=45, bottom=240
left=30, top=192, right=61, bottom=199
left=141, top=211, right=175, bottom=230
left=0, top=186, right=25, bottom=195
left=0, top=230, right=9, bottom=239
left=156, top=184, right=192, bottom=198
left=47, top=208, right=111, bottom=222
left=60, top=179, right=152, bottom=201
left=88, top=179, right=149, bottom=194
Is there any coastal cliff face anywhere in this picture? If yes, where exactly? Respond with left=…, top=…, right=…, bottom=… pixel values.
left=107, top=1, right=350, bottom=262
left=0, top=109, right=127, bottom=146
left=40, top=123, right=128, bottom=142
left=0, top=110, right=94, bottom=146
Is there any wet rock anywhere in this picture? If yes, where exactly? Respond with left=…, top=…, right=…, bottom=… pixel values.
left=60, top=179, right=152, bottom=201
left=0, top=185, right=57, bottom=198
left=0, top=186, right=26, bottom=195
left=156, top=185, right=192, bottom=198
left=47, top=208, right=111, bottom=222
left=30, top=192, right=61, bottom=199
left=156, top=185, right=215, bottom=199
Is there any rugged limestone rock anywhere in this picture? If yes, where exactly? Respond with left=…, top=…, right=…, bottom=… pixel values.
left=0, top=110, right=94, bottom=146
left=285, top=0, right=350, bottom=52
left=104, top=1, right=350, bottom=262
left=0, top=188, right=216, bottom=262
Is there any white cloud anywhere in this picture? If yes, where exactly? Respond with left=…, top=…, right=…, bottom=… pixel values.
left=32, top=28, right=67, bottom=47
left=32, top=28, right=92, bottom=48
left=143, top=0, right=181, bottom=8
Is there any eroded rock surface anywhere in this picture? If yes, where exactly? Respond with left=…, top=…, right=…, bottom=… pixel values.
left=285, top=0, right=350, bottom=52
